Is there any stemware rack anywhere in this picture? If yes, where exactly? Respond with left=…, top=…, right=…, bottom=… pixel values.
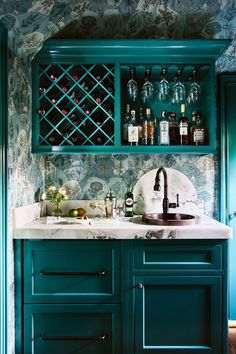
left=32, top=39, right=230, bottom=154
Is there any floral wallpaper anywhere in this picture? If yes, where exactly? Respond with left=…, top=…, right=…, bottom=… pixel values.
left=1, top=1, right=236, bottom=353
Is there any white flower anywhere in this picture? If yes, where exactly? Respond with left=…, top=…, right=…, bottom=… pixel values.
left=48, top=186, right=56, bottom=192
left=64, top=195, right=69, bottom=200
left=58, top=187, right=67, bottom=196
left=41, top=192, right=47, bottom=200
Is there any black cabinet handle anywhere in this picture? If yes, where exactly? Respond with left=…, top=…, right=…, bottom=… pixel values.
left=40, top=333, right=106, bottom=341
left=40, top=270, right=107, bottom=276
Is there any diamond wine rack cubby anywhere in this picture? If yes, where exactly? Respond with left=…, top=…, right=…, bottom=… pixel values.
left=32, top=39, right=230, bottom=154
left=38, top=63, right=115, bottom=147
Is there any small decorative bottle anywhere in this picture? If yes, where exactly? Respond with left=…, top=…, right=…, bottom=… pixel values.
left=179, top=104, right=190, bottom=145
left=124, top=186, right=134, bottom=217
left=158, top=110, right=170, bottom=145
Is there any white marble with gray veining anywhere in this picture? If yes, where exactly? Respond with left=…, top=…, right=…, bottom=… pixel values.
left=14, top=215, right=233, bottom=240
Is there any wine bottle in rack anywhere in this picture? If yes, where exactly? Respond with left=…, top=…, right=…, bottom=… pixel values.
left=169, top=112, right=179, bottom=145
left=179, top=104, right=190, bottom=145
left=128, top=110, right=139, bottom=146
left=122, top=104, right=130, bottom=145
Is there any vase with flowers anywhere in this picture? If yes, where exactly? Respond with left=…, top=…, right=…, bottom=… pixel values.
left=41, top=186, right=68, bottom=217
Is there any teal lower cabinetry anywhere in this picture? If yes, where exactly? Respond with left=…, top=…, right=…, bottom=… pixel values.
left=24, top=304, right=121, bottom=354
left=15, top=239, right=228, bottom=354
left=134, top=276, right=222, bottom=353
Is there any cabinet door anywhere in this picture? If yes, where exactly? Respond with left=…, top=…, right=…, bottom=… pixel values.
left=24, top=304, right=121, bottom=354
left=134, top=276, right=222, bottom=354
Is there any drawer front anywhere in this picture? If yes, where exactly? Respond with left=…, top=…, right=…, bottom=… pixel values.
left=24, top=240, right=121, bottom=303
left=133, top=241, right=223, bottom=271
left=24, top=304, right=121, bottom=354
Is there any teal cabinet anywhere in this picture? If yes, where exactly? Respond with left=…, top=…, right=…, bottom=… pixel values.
left=24, top=240, right=122, bottom=303
left=219, top=74, right=236, bottom=320
left=32, top=39, right=230, bottom=154
left=15, top=239, right=228, bottom=354
left=24, top=304, right=121, bottom=354
left=134, top=276, right=222, bottom=353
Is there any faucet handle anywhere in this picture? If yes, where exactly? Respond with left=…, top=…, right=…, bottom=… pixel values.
left=169, top=194, right=179, bottom=209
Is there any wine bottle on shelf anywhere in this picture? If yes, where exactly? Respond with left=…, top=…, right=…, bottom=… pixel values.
left=189, top=111, right=197, bottom=144
left=192, top=113, right=205, bottom=146
left=138, top=107, right=144, bottom=145
left=169, top=112, right=179, bottom=145
left=146, top=108, right=154, bottom=145
left=49, top=74, right=57, bottom=81
left=179, top=104, right=190, bottom=146
left=38, top=109, right=46, bottom=116
left=128, top=110, right=139, bottom=146
left=122, top=104, right=130, bottom=145
left=158, top=110, right=169, bottom=145
left=39, top=87, right=46, bottom=94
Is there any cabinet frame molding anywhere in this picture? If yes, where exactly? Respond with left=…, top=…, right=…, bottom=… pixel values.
left=32, top=39, right=230, bottom=154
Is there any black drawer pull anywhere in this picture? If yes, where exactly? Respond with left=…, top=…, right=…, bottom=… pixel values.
left=40, top=333, right=106, bottom=341
left=40, top=270, right=107, bottom=276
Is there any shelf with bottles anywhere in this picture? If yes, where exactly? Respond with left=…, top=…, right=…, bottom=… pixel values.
left=34, top=63, right=115, bottom=149
left=120, top=64, right=212, bottom=150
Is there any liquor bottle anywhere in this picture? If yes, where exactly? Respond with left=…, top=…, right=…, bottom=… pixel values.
left=192, top=113, right=205, bottom=145
left=124, top=186, right=134, bottom=217
left=128, top=110, right=139, bottom=145
left=158, top=110, right=169, bottom=145
left=138, top=107, right=144, bottom=145
left=142, top=109, right=148, bottom=145
left=189, top=111, right=197, bottom=144
left=146, top=108, right=155, bottom=145
left=122, top=104, right=130, bottom=145
left=179, top=104, right=189, bottom=145
left=169, top=112, right=179, bottom=145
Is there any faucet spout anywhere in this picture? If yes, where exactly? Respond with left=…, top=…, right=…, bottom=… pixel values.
left=154, top=167, right=169, bottom=215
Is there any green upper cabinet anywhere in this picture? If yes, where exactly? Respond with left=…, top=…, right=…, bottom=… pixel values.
left=32, top=39, right=230, bottom=154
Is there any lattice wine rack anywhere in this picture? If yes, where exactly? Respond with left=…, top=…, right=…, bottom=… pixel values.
left=37, top=64, right=115, bottom=146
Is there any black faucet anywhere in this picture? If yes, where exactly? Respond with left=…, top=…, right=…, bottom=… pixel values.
left=154, top=167, right=179, bottom=215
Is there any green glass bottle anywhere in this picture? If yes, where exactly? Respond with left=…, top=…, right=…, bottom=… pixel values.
left=124, top=186, right=134, bottom=217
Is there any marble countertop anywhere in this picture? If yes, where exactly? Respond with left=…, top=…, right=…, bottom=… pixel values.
left=13, top=215, right=233, bottom=240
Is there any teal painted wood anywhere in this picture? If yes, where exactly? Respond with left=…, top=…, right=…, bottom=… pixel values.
left=32, top=39, right=230, bottom=154
left=24, top=240, right=122, bottom=303
left=0, top=22, right=7, bottom=354
left=17, top=239, right=228, bottom=354
left=24, top=304, right=121, bottom=354
left=219, top=74, right=236, bottom=320
left=14, top=241, right=24, bottom=354
left=134, top=275, right=222, bottom=353
left=133, top=241, right=223, bottom=271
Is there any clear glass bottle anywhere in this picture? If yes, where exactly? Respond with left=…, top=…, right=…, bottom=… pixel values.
left=146, top=108, right=154, bottom=145
left=179, top=104, right=190, bottom=145
left=158, top=110, right=170, bottom=145
left=122, top=104, right=130, bottom=145
left=192, top=114, right=205, bottom=145
left=169, top=112, right=179, bottom=145
left=128, top=110, right=139, bottom=145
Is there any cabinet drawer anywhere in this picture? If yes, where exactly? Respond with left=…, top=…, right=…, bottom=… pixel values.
left=133, top=241, right=223, bottom=271
left=24, top=304, right=121, bottom=354
left=24, top=240, right=121, bottom=303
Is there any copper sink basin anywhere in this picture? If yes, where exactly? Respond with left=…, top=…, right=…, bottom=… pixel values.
left=142, top=213, right=200, bottom=226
